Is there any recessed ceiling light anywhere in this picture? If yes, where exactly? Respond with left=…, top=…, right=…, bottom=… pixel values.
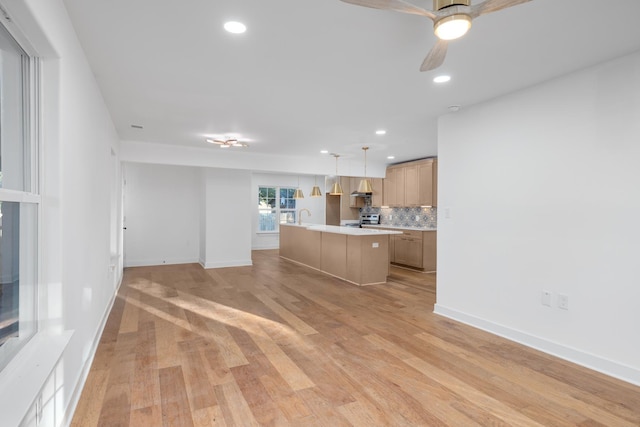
left=320, top=150, right=329, bottom=154
left=224, top=21, right=246, bottom=34
left=376, top=130, right=386, bottom=135
left=387, top=156, right=395, bottom=160
left=433, top=75, right=451, bottom=83
left=448, top=105, right=461, bottom=112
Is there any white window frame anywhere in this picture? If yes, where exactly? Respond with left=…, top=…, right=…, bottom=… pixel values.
left=0, top=17, right=40, bottom=373
left=257, top=186, right=297, bottom=234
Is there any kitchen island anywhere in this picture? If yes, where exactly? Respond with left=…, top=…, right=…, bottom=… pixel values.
left=279, top=224, right=401, bottom=286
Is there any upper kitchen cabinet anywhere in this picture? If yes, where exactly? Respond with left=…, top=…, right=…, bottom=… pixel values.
left=383, top=166, right=405, bottom=207
left=384, top=158, right=438, bottom=207
left=370, top=178, right=383, bottom=207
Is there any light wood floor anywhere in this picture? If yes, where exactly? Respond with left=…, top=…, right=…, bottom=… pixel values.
left=72, top=250, right=640, bottom=426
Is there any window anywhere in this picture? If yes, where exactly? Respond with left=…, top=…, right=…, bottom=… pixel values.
left=258, top=186, right=297, bottom=232
left=0, top=21, right=39, bottom=372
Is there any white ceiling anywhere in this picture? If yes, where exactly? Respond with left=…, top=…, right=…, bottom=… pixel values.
left=63, top=0, right=640, bottom=168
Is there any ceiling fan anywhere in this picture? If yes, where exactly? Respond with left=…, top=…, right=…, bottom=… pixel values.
left=205, top=137, right=249, bottom=148
left=340, top=0, right=532, bottom=71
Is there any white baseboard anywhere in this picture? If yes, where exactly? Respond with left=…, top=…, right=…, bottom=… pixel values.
left=62, top=273, right=124, bottom=426
left=200, top=259, right=253, bottom=269
left=124, top=257, right=200, bottom=267
left=433, top=304, right=640, bottom=387
left=251, top=245, right=279, bottom=250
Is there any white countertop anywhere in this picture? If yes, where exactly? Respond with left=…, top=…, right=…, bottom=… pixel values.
left=281, top=223, right=402, bottom=236
left=362, top=224, right=437, bottom=232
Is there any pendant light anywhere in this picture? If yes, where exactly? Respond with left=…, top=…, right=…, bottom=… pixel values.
left=310, top=175, right=322, bottom=197
left=357, top=146, right=373, bottom=193
left=293, top=176, right=304, bottom=199
left=329, top=154, right=343, bottom=195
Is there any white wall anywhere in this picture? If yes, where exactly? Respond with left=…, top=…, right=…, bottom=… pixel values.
left=120, top=139, right=388, bottom=178
left=201, top=168, right=253, bottom=268
left=436, top=50, right=640, bottom=385
left=251, top=173, right=327, bottom=250
left=0, top=0, right=124, bottom=425
left=123, top=162, right=200, bottom=266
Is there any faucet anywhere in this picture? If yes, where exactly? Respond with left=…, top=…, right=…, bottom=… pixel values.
left=298, top=208, right=311, bottom=225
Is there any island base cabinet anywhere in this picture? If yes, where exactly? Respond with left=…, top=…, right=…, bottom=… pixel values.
left=280, top=224, right=396, bottom=286
left=279, top=226, right=321, bottom=269
left=346, top=235, right=390, bottom=285
left=321, top=233, right=347, bottom=279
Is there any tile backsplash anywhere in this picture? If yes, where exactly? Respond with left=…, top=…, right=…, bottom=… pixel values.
left=361, top=205, right=437, bottom=229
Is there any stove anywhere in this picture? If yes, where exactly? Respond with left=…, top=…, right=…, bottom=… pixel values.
left=360, top=213, right=380, bottom=226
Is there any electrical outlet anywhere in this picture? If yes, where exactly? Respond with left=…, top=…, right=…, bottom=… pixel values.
left=389, top=215, right=393, bottom=220
left=541, top=290, right=552, bottom=307
left=558, top=294, right=569, bottom=310
left=415, top=215, right=420, bottom=221
left=372, top=242, right=379, bottom=248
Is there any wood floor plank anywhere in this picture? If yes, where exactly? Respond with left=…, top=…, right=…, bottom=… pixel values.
left=159, top=366, right=195, bottom=427
left=250, top=333, right=315, bottom=391
left=253, top=292, right=318, bottom=336
left=131, top=320, right=161, bottom=410
left=72, top=250, right=640, bottom=427
left=405, top=356, right=547, bottom=426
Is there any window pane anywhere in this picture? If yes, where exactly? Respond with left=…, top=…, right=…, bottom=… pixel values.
left=280, top=210, right=296, bottom=224
left=259, top=209, right=277, bottom=232
left=0, top=202, right=37, bottom=371
left=0, top=23, right=30, bottom=191
left=259, top=187, right=277, bottom=208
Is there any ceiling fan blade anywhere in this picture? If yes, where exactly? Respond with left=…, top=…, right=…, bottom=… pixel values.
left=420, top=39, right=448, bottom=71
left=340, top=0, right=436, bottom=20
left=471, top=0, right=531, bottom=18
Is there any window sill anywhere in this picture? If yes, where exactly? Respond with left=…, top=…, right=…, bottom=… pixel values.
left=0, top=330, right=73, bottom=427
left=256, top=231, right=279, bottom=235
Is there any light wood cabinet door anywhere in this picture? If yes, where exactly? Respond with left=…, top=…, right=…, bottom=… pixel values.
left=389, top=235, right=396, bottom=263
left=432, top=159, right=438, bottom=207
left=418, top=161, right=434, bottom=206
left=339, top=177, right=359, bottom=220
left=383, top=169, right=395, bottom=206
left=404, top=164, right=419, bottom=206
left=371, top=178, right=383, bottom=207
left=394, top=236, right=423, bottom=268
left=422, top=231, right=437, bottom=271
left=394, top=168, right=405, bottom=207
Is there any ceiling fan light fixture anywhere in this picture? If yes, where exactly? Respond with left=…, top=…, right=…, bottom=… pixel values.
left=434, top=14, right=471, bottom=40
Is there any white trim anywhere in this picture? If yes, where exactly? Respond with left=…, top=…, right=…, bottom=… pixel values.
left=433, top=304, right=640, bottom=387
left=62, top=276, right=123, bottom=426
left=124, top=257, right=200, bottom=268
left=252, top=245, right=279, bottom=250
left=0, top=189, right=40, bottom=203
left=200, top=259, right=253, bottom=269
left=0, top=330, right=73, bottom=427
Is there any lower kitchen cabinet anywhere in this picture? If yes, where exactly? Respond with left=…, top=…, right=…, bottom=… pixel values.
left=393, top=234, right=423, bottom=268
left=365, top=227, right=437, bottom=271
